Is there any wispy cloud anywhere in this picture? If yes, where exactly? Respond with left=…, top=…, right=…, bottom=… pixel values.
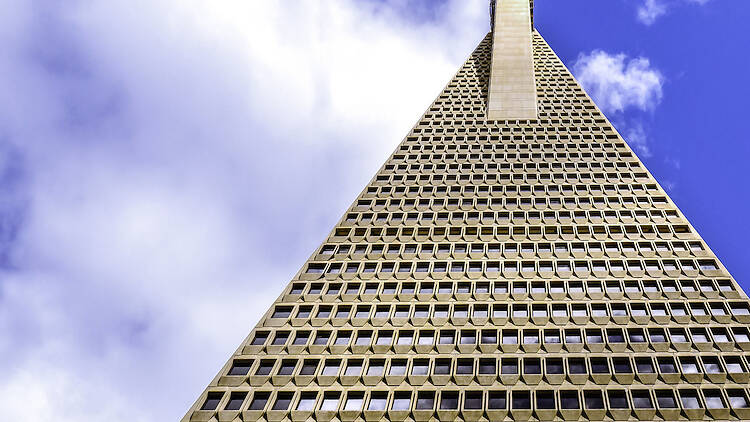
left=636, top=0, right=712, bottom=25
left=0, top=0, right=487, bottom=421
left=624, top=122, right=652, bottom=158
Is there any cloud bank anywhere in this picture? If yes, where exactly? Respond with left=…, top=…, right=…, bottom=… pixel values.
left=0, top=0, right=487, bottom=420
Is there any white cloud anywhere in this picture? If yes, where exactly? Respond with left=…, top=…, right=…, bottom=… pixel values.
left=573, top=50, right=664, bottom=114
left=0, top=0, right=487, bottom=421
left=573, top=51, right=664, bottom=158
left=638, top=0, right=668, bottom=25
left=636, top=0, right=711, bottom=25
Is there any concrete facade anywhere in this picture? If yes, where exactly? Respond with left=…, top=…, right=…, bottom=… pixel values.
left=182, top=2, right=750, bottom=421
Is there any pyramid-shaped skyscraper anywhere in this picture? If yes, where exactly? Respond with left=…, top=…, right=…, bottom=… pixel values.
left=183, top=1, right=750, bottom=421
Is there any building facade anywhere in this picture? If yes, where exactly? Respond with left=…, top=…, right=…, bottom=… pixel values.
left=183, top=1, right=750, bottom=421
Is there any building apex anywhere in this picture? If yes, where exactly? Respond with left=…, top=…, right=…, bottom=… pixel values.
left=490, top=0, right=534, bottom=30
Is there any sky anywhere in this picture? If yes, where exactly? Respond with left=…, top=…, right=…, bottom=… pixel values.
left=0, top=0, right=748, bottom=420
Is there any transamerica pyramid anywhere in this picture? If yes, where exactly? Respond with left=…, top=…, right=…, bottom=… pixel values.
left=183, top=1, right=750, bottom=421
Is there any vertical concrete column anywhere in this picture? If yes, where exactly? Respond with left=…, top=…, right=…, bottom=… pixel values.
left=487, top=0, right=537, bottom=120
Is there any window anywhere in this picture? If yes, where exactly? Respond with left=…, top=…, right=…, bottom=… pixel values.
left=488, top=391, right=507, bottom=409
left=591, top=358, right=609, bottom=374
left=460, top=330, right=476, bottom=344
left=201, top=392, right=224, bottom=410
left=251, top=332, right=268, bottom=346
left=397, top=331, right=413, bottom=346
left=296, top=393, right=317, bottom=411
left=584, top=391, right=604, bottom=409
left=434, top=359, right=451, bottom=375
left=248, top=392, right=270, bottom=410
left=367, top=360, right=385, bottom=376
left=501, top=358, right=518, bottom=375
left=680, top=390, right=701, bottom=409
left=392, top=392, right=411, bottom=410
left=272, top=332, right=288, bottom=345
left=322, top=360, right=340, bottom=376
left=296, top=307, right=312, bottom=319
left=319, top=393, right=340, bottom=411
left=440, top=392, right=459, bottom=410
left=255, top=360, right=274, bottom=376
left=479, top=358, right=496, bottom=375
left=313, top=331, right=330, bottom=345
left=702, top=356, right=723, bottom=374
left=438, top=330, right=454, bottom=345
left=272, top=392, right=293, bottom=411
left=655, top=390, right=677, bottom=408
left=657, top=357, right=678, bottom=374
left=635, top=358, right=654, bottom=374
left=375, top=331, right=392, bottom=346
left=481, top=330, right=497, bottom=344
left=613, top=358, right=632, bottom=374
left=608, top=390, right=629, bottom=409
left=228, top=360, right=252, bottom=376
left=569, top=358, right=587, bottom=374
left=561, top=391, right=579, bottom=409
left=456, top=359, right=473, bottom=375
left=389, top=360, right=407, bottom=376
left=368, top=392, right=388, bottom=411
left=278, top=360, right=296, bottom=376
left=537, top=391, right=555, bottom=409
left=416, top=391, right=435, bottom=410
left=728, top=390, right=750, bottom=409
left=512, top=391, right=531, bottom=409
left=412, top=360, right=429, bottom=376
left=345, top=360, right=362, bottom=376
left=628, top=328, right=646, bottom=343
left=224, top=392, right=247, bottom=411
left=464, top=391, right=482, bottom=410
left=703, top=390, right=725, bottom=409
left=524, top=358, right=541, bottom=374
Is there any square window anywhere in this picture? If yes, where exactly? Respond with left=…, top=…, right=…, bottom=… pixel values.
left=273, top=392, right=294, bottom=411
left=608, top=390, right=629, bottom=409
left=201, top=392, right=224, bottom=411
left=322, top=360, right=340, bottom=376
left=416, top=391, right=435, bottom=410
left=296, top=393, right=317, bottom=411
left=345, top=360, right=363, bottom=376
left=512, top=391, right=531, bottom=409
left=389, top=360, right=407, bottom=376
left=488, top=391, right=507, bottom=409
left=228, top=360, right=253, bottom=376
left=560, top=391, right=580, bottom=409
left=367, top=360, right=385, bottom=376
left=368, top=393, right=388, bottom=411
left=411, top=360, right=429, bottom=375
left=536, top=391, right=555, bottom=409
left=320, top=393, right=341, bottom=411
left=584, top=391, right=604, bottom=409
left=680, top=390, right=701, bottom=409
left=224, top=392, right=247, bottom=411
left=392, top=392, right=411, bottom=410
left=655, top=390, right=677, bottom=408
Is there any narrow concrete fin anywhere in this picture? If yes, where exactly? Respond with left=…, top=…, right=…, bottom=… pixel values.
left=487, top=0, right=538, bottom=120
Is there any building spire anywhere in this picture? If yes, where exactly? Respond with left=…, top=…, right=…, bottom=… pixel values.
left=487, top=0, right=538, bottom=120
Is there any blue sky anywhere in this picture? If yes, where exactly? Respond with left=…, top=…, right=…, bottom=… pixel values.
left=0, top=0, right=747, bottom=420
